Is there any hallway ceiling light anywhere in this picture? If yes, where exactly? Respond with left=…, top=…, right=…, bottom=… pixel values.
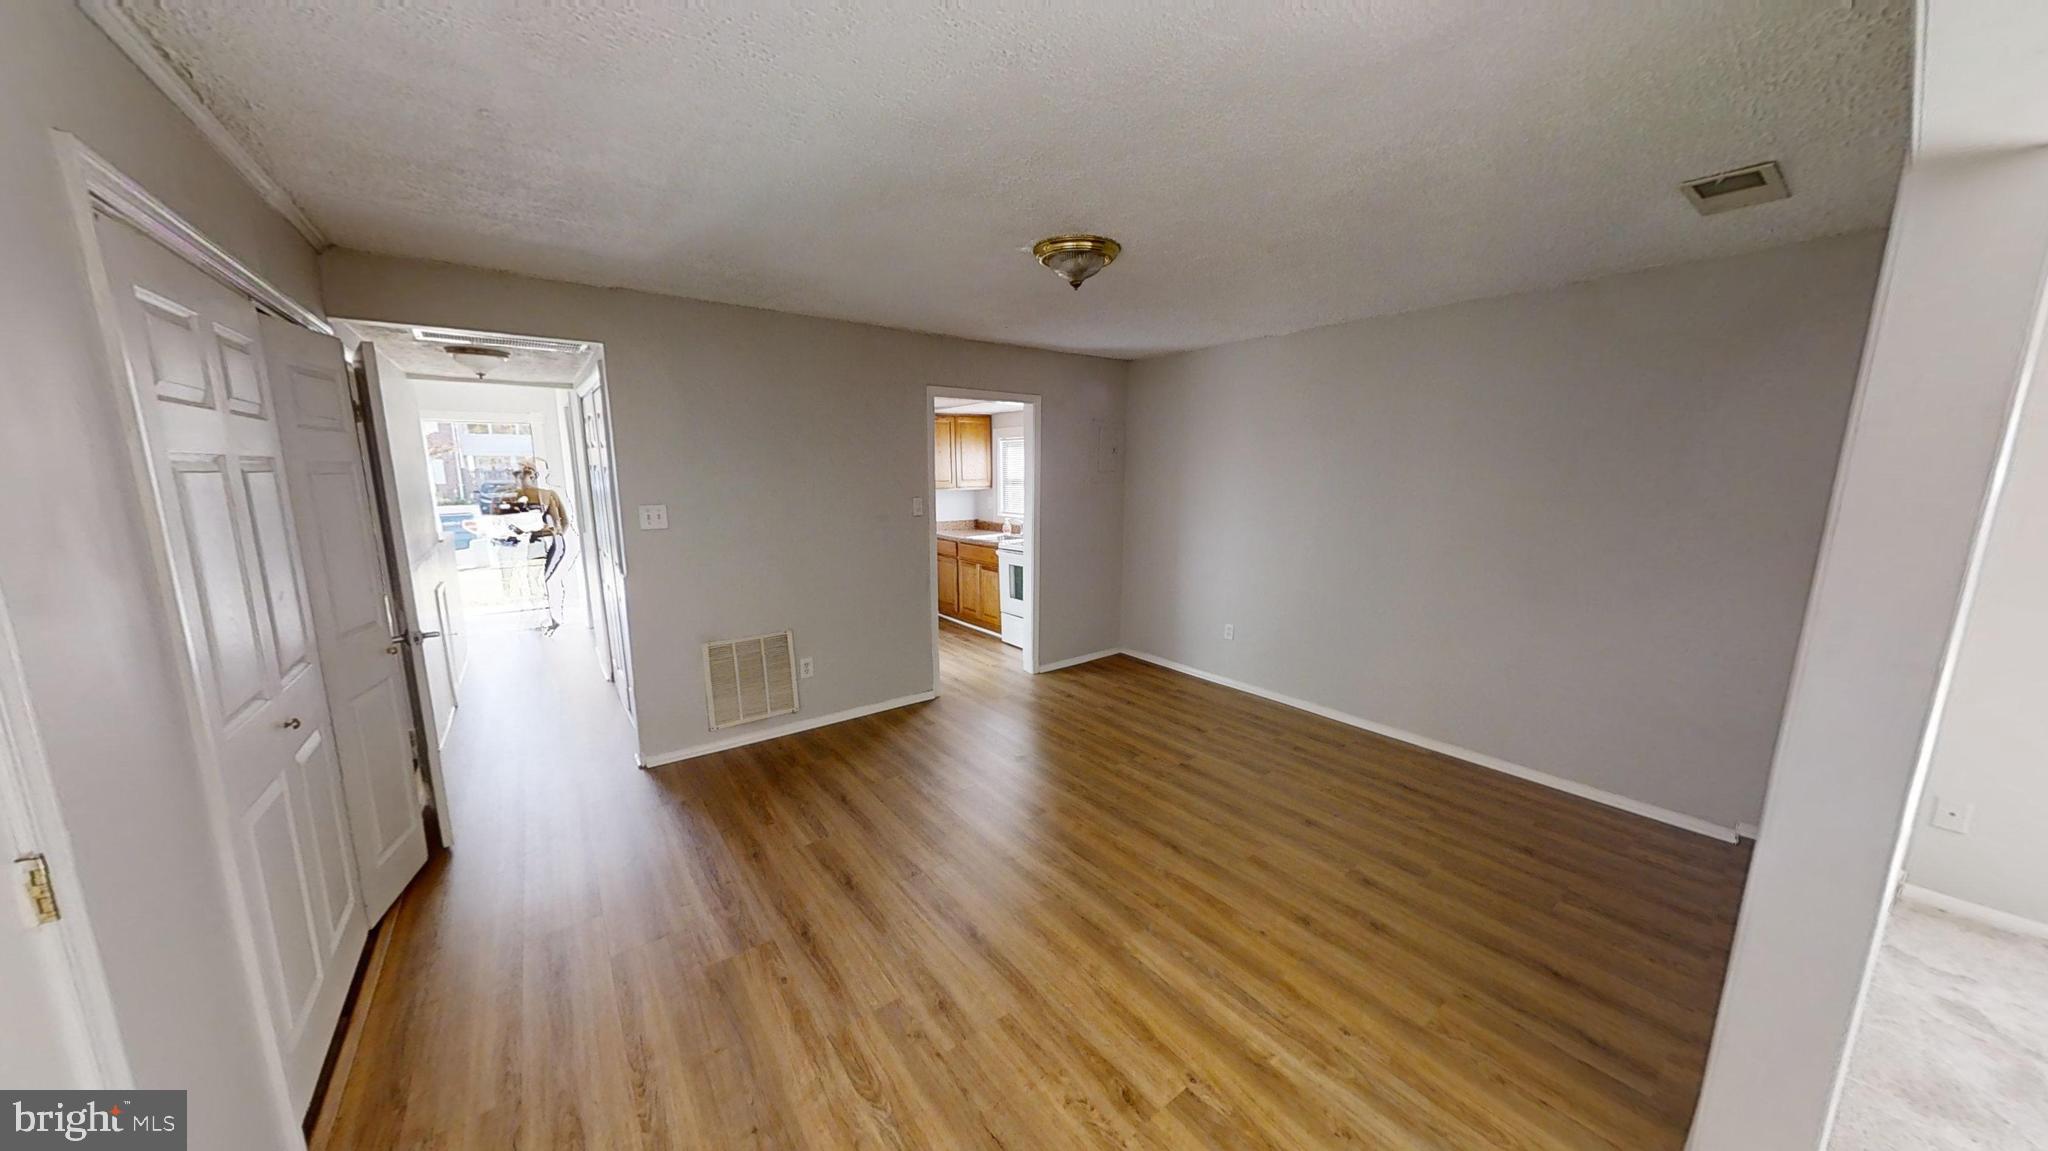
left=446, top=344, right=512, bottom=379
left=1032, top=234, right=1122, bottom=290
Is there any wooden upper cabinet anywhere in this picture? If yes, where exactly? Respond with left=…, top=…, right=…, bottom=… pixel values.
left=933, top=413, right=991, bottom=491
left=953, top=415, right=992, bottom=489
left=933, top=415, right=958, bottom=489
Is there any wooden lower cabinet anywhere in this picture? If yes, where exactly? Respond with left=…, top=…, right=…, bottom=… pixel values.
left=956, top=556, right=981, bottom=619
left=937, top=553, right=958, bottom=615
left=978, top=563, right=1000, bottom=626
left=937, top=539, right=1003, bottom=630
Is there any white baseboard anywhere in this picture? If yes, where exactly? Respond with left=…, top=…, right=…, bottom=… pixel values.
left=644, top=691, right=937, bottom=767
left=1899, top=883, right=2048, bottom=941
left=1118, top=648, right=1740, bottom=843
left=1036, top=647, right=1121, bottom=673
left=1736, top=822, right=1761, bottom=841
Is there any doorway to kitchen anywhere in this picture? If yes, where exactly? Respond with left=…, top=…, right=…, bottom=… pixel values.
left=929, top=390, right=1040, bottom=683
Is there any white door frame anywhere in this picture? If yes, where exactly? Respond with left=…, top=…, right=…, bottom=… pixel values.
left=577, top=360, right=638, bottom=719
left=924, top=386, right=1043, bottom=687
left=563, top=389, right=612, bottom=668
left=54, top=131, right=338, bottom=1143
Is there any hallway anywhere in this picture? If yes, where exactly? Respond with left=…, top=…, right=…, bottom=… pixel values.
left=313, top=625, right=643, bottom=1146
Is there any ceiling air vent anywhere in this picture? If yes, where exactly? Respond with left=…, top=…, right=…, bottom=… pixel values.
left=1681, top=161, right=1790, bottom=216
left=704, top=631, right=799, bottom=730
left=410, top=326, right=590, bottom=355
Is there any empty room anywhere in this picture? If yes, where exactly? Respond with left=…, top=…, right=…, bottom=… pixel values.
left=4, top=3, right=2047, bottom=1150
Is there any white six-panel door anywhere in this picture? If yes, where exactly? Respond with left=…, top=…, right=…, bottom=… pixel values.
left=261, top=316, right=429, bottom=926
left=93, top=213, right=374, bottom=1115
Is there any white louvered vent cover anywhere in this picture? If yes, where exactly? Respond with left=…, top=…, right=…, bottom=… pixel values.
left=704, top=631, right=800, bottom=730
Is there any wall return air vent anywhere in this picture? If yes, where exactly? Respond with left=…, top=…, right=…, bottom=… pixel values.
left=1681, top=161, right=1790, bottom=216
left=704, top=631, right=800, bottom=731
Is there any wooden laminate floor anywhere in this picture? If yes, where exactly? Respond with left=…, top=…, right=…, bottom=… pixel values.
left=317, top=622, right=1749, bottom=1149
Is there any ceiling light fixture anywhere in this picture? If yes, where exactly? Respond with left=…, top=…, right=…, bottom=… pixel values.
left=445, top=344, right=511, bottom=379
left=1032, top=234, right=1122, bottom=290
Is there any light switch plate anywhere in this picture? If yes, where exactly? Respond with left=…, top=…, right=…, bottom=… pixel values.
left=637, top=504, right=669, bottom=530
left=799, top=657, right=815, bottom=679
left=912, top=496, right=925, bottom=517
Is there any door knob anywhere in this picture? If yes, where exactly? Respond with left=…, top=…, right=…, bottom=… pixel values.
left=279, top=717, right=302, bottom=730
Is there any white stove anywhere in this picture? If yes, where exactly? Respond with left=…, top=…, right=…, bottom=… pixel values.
left=997, top=537, right=1028, bottom=649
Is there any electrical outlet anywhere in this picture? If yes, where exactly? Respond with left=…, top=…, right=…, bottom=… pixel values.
left=1223, top=623, right=1235, bottom=640
left=636, top=504, right=669, bottom=530
left=1929, top=797, right=1974, bottom=834
left=799, top=657, right=815, bottom=679
left=912, top=496, right=925, bottom=517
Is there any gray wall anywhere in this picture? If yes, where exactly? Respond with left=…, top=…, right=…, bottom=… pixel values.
left=0, top=4, right=321, bottom=1146
left=1122, top=232, right=1884, bottom=834
left=320, top=251, right=1127, bottom=762
left=1904, top=359, right=2048, bottom=926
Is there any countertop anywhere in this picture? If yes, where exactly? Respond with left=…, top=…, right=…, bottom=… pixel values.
left=937, top=527, right=1019, bottom=547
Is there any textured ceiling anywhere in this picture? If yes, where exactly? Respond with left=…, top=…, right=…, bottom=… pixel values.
left=121, top=1, right=1912, bottom=357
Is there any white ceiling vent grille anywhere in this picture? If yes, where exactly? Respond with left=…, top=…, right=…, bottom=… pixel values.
left=410, top=326, right=591, bottom=354
left=704, top=631, right=799, bottom=730
left=1681, top=161, right=1790, bottom=216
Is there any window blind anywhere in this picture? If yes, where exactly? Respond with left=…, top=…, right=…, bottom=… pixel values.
left=998, top=436, right=1027, bottom=516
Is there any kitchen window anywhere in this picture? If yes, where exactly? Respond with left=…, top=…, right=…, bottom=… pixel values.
left=997, top=436, right=1027, bottom=517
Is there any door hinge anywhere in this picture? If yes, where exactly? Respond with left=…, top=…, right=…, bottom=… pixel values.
left=14, top=852, right=59, bottom=924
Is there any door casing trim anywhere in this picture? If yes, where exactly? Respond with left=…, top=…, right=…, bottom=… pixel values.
left=58, top=131, right=331, bottom=336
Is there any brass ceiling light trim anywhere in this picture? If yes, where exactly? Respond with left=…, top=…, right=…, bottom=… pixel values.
left=1032, top=234, right=1122, bottom=290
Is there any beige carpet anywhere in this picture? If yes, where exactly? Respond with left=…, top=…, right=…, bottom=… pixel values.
left=1832, top=898, right=2048, bottom=1150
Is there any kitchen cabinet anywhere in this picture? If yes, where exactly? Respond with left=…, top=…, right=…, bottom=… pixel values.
left=933, top=416, right=957, bottom=489
left=954, top=415, right=992, bottom=488
left=936, top=537, right=1003, bottom=630
left=936, top=540, right=958, bottom=615
left=957, top=553, right=982, bottom=619
left=933, top=414, right=991, bottom=490
left=978, top=562, right=1000, bottom=624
